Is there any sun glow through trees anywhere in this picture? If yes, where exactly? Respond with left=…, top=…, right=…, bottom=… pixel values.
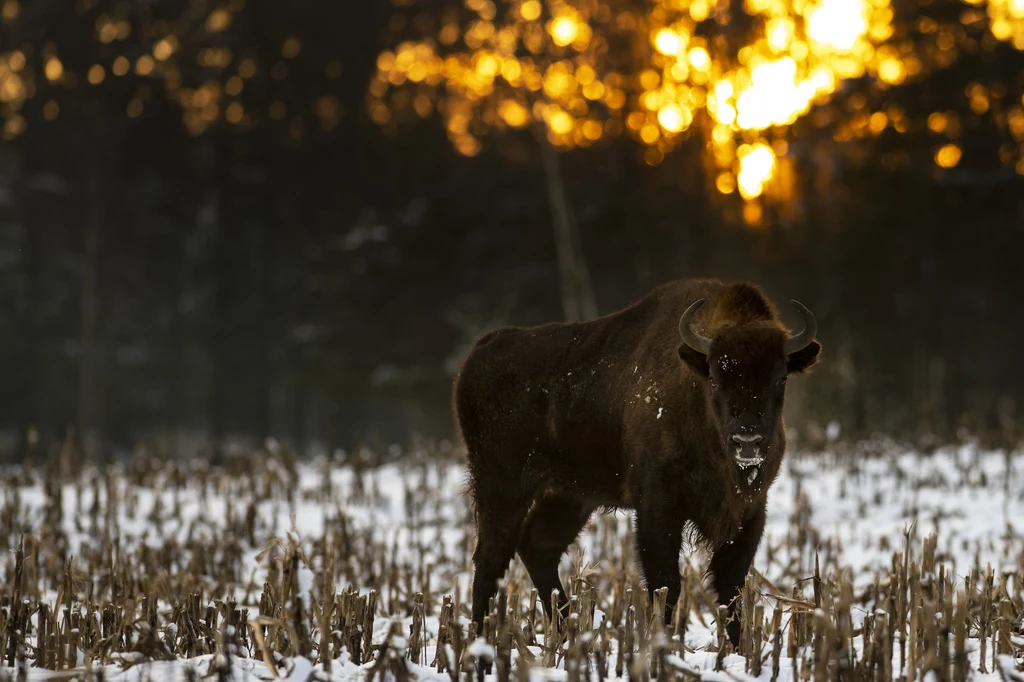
left=368, top=0, right=1024, bottom=206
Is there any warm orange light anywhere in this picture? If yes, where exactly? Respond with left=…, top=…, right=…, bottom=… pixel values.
left=878, top=58, right=905, bottom=84
left=135, top=55, right=155, bottom=76
left=520, top=0, right=542, bottom=21
left=550, top=16, right=579, bottom=47
left=935, top=143, right=962, bottom=168
left=44, top=57, right=64, bottom=82
left=743, top=201, right=764, bottom=225
left=3, top=114, right=26, bottom=139
left=7, top=51, right=24, bottom=72
left=226, top=102, right=244, bottom=124
left=282, top=37, right=302, bottom=59
left=716, top=171, right=736, bottom=194
left=366, top=0, right=918, bottom=207
left=654, top=29, right=682, bottom=56
left=688, top=47, right=710, bottom=71
left=737, top=143, right=776, bottom=199
left=806, top=0, right=868, bottom=51
left=98, top=17, right=118, bottom=44
left=499, top=100, right=530, bottom=127
left=548, top=109, right=574, bottom=134
left=657, top=103, right=689, bottom=132
left=153, top=38, right=175, bottom=62
left=206, top=8, right=231, bottom=32
left=869, top=111, right=888, bottom=133
left=1, top=0, right=19, bottom=21
left=766, top=19, right=795, bottom=51
left=88, top=64, right=105, bottom=85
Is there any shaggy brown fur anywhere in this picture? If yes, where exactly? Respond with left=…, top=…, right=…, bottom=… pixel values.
left=453, top=278, right=821, bottom=646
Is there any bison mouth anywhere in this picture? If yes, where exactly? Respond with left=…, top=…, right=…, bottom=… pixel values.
left=732, top=445, right=765, bottom=487
left=735, top=455, right=763, bottom=486
left=734, top=454, right=764, bottom=469
left=731, top=434, right=764, bottom=480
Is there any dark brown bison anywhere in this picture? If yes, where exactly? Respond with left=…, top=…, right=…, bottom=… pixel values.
left=453, top=278, right=821, bottom=646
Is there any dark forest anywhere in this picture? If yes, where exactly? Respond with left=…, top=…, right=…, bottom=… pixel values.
left=1, top=0, right=1023, bottom=459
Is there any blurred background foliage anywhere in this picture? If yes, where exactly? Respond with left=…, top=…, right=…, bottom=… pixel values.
left=0, top=0, right=1022, bottom=459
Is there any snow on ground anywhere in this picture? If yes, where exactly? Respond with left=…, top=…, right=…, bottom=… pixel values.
left=4, top=442, right=1024, bottom=682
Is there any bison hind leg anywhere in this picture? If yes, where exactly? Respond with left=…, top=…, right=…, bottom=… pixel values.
left=468, top=474, right=533, bottom=638
left=517, top=494, right=594, bottom=621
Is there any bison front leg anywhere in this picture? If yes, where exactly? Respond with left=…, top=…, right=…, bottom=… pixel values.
left=708, top=507, right=766, bottom=648
left=634, top=498, right=685, bottom=627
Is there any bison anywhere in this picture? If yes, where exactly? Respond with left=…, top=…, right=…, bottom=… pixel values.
left=453, top=278, right=821, bottom=646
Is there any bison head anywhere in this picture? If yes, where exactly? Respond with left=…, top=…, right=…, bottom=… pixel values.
left=676, top=299, right=820, bottom=478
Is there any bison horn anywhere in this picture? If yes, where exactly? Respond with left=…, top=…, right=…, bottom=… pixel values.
left=785, top=300, right=818, bottom=355
left=678, top=299, right=712, bottom=356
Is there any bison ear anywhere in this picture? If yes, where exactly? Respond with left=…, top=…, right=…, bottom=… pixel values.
left=678, top=345, right=709, bottom=377
left=787, top=340, right=822, bottom=375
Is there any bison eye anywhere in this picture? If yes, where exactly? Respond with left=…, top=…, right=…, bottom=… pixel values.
left=777, top=377, right=787, bottom=388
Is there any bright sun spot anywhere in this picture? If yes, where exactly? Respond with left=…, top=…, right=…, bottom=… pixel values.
left=734, top=58, right=820, bottom=129
left=737, top=143, right=777, bottom=199
left=654, top=28, right=682, bottom=55
left=806, top=0, right=869, bottom=51
left=550, top=16, right=579, bottom=47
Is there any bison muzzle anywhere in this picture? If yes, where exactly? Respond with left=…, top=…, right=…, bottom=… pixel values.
left=453, top=278, right=821, bottom=648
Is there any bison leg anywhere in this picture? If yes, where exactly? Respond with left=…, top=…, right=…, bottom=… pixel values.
left=470, top=486, right=532, bottom=639
left=707, top=507, right=766, bottom=647
left=634, top=499, right=685, bottom=627
left=517, top=495, right=594, bottom=621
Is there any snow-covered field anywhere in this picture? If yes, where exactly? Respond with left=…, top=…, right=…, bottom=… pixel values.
left=1, top=442, right=1022, bottom=682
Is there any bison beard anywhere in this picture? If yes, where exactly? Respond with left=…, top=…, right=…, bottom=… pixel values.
left=454, top=278, right=821, bottom=651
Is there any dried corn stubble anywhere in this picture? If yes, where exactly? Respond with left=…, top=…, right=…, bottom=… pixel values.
left=0, top=439, right=1019, bottom=681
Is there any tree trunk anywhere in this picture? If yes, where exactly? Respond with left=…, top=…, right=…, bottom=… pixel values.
left=538, top=132, right=598, bottom=322
left=77, top=175, right=100, bottom=458
left=255, top=219, right=274, bottom=445
left=15, top=177, right=41, bottom=462
left=163, top=227, right=184, bottom=454
left=207, top=181, right=227, bottom=462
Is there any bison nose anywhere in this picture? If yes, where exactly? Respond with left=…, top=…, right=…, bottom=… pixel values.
left=731, top=433, right=764, bottom=468
left=731, top=434, right=763, bottom=445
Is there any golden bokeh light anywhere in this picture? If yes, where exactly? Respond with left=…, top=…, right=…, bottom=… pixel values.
left=362, top=0, right=1024, bottom=200
left=206, top=8, right=232, bottom=33
left=135, top=55, right=155, bottom=76
left=737, top=143, right=777, bottom=199
left=7, top=51, right=24, bottom=72
left=653, top=28, right=683, bottom=56
left=716, top=171, right=737, bottom=194
left=239, top=58, right=257, bottom=79
left=806, top=0, right=869, bottom=51
left=88, top=64, right=105, bottom=85
left=935, top=143, right=962, bottom=167
left=499, top=99, right=530, bottom=127
left=127, top=98, right=143, bottom=118
left=153, top=38, right=176, bottom=62
left=549, top=15, right=579, bottom=47
left=282, top=37, right=302, bottom=59
left=1, top=0, right=19, bottom=21
left=520, top=0, right=543, bottom=21
left=225, top=102, right=244, bottom=124
left=44, top=57, right=64, bottom=82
